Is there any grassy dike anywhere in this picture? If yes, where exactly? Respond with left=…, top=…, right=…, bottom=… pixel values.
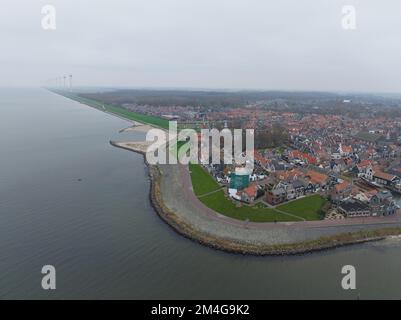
left=52, top=90, right=169, bottom=129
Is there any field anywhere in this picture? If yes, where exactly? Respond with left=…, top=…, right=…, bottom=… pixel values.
left=199, top=190, right=297, bottom=222
left=276, top=195, right=327, bottom=221
left=189, top=164, right=325, bottom=222
left=103, top=104, right=169, bottom=129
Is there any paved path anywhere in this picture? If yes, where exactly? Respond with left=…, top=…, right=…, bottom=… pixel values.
left=260, top=200, right=305, bottom=221
left=154, top=163, right=401, bottom=245
left=197, top=187, right=224, bottom=198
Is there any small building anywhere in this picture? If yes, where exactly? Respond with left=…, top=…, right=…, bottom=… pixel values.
left=356, top=160, right=372, bottom=178
left=339, top=144, right=353, bottom=156
left=369, top=190, right=397, bottom=216
left=285, top=184, right=296, bottom=200
left=338, top=200, right=371, bottom=218
left=266, top=187, right=286, bottom=205
left=331, top=181, right=352, bottom=203
left=372, top=171, right=399, bottom=186
left=229, top=168, right=250, bottom=191
left=292, top=179, right=306, bottom=197
left=239, top=184, right=259, bottom=204
left=305, top=170, right=329, bottom=191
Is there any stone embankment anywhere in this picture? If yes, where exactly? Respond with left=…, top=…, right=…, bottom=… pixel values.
left=112, top=140, right=401, bottom=255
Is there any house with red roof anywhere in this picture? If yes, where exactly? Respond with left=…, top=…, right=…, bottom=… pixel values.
left=339, top=144, right=353, bottom=156
left=254, top=151, right=269, bottom=168
left=305, top=170, right=329, bottom=190
left=373, top=171, right=399, bottom=186
left=289, top=150, right=318, bottom=165
left=238, top=183, right=260, bottom=204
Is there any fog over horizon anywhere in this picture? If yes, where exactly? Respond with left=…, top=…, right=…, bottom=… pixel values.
left=1, top=0, right=401, bottom=93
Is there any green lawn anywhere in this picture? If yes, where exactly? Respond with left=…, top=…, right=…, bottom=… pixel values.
left=189, top=163, right=326, bottom=222
left=199, top=190, right=297, bottom=222
left=61, top=92, right=170, bottom=129
left=189, top=163, right=221, bottom=196
left=276, top=194, right=327, bottom=220
left=103, top=104, right=169, bottom=129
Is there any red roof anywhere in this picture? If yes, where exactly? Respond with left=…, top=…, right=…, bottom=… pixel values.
left=358, top=160, right=372, bottom=168
left=373, top=171, right=396, bottom=182
left=290, top=150, right=318, bottom=165
left=242, top=184, right=258, bottom=198
left=341, top=145, right=353, bottom=153
left=335, top=181, right=351, bottom=192
left=254, top=151, right=269, bottom=166
left=306, top=170, right=329, bottom=185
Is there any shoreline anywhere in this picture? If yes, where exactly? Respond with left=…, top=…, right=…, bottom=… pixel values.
left=110, top=141, right=401, bottom=255
left=52, top=89, right=401, bottom=256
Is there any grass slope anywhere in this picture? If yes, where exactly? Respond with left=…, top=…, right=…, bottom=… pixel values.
left=61, top=92, right=170, bottom=129
left=189, top=164, right=325, bottom=222
left=189, top=163, right=221, bottom=196
left=199, top=190, right=296, bottom=222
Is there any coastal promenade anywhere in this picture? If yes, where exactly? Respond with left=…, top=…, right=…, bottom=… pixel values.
left=157, top=162, right=401, bottom=247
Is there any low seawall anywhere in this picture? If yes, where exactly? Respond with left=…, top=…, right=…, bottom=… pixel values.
left=110, top=140, right=401, bottom=256
left=149, top=165, right=385, bottom=255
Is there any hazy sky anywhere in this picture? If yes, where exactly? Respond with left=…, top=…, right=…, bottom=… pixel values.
left=1, top=0, right=401, bottom=92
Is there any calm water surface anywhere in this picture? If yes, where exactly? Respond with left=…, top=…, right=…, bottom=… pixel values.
left=0, top=88, right=401, bottom=299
